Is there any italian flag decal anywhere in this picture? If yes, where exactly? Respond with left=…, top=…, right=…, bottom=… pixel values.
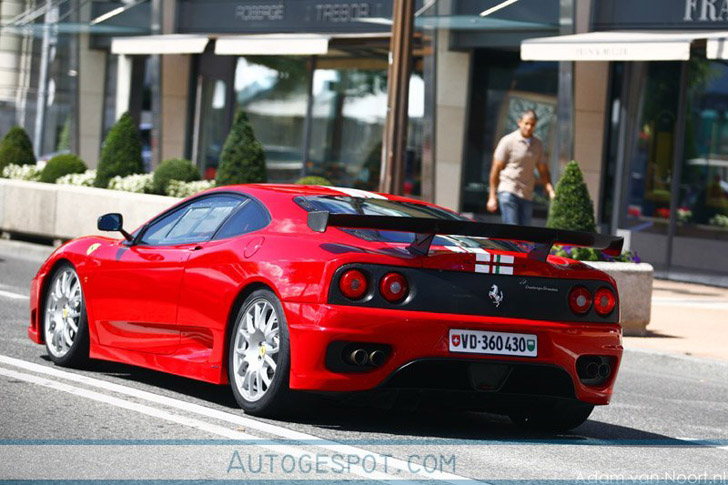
left=440, top=244, right=516, bottom=275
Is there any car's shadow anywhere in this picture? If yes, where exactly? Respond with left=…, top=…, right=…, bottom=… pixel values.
left=43, top=355, right=687, bottom=445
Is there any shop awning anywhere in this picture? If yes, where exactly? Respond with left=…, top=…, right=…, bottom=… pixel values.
left=521, top=31, right=728, bottom=62
left=215, top=34, right=330, bottom=56
left=707, top=38, right=728, bottom=59
left=111, top=34, right=209, bottom=55
left=110, top=33, right=332, bottom=56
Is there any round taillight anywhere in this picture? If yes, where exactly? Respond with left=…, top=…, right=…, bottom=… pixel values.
left=594, top=287, right=616, bottom=315
left=339, top=269, right=368, bottom=300
left=379, top=272, right=408, bottom=303
left=569, top=286, right=592, bottom=314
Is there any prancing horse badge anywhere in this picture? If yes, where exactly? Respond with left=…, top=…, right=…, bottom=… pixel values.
left=489, top=284, right=504, bottom=307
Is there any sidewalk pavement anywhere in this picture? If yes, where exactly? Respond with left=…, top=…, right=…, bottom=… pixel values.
left=1, top=239, right=727, bottom=362
left=623, top=278, right=728, bottom=362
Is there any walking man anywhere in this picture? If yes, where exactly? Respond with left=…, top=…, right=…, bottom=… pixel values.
left=486, top=109, right=555, bottom=226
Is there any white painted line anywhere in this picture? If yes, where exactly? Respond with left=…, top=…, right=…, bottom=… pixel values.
left=676, top=438, right=728, bottom=453
left=651, top=298, right=728, bottom=310
left=0, top=354, right=484, bottom=484
left=0, top=366, right=396, bottom=482
left=474, top=264, right=490, bottom=274
left=0, top=289, right=29, bottom=300
left=652, top=297, right=728, bottom=304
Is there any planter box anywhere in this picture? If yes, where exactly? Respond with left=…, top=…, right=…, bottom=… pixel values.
left=0, top=179, right=181, bottom=241
left=586, top=261, right=654, bottom=336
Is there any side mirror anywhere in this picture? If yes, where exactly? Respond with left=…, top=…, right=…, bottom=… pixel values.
left=98, top=213, right=133, bottom=241
left=98, top=213, right=123, bottom=231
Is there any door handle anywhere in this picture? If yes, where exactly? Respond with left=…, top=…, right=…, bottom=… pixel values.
left=191, top=245, right=203, bottom=251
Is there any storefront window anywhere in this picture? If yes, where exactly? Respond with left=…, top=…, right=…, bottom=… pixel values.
left=462, top=50, right=557, bottom=215
left=235, top=56, right=308, bottom=183
left=307, top=61, right=424, bottom=195
left=621, top=62, right=681, bottom=234
left=29, top=29, right=78, bottom=157
left=198, top=78, right=229, bottom=178
left=308, top=65, right=387, bottom=189
left=676, top=59, right=728, bottom=240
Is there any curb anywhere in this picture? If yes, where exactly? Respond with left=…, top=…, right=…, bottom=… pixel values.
left=0, top=239, right=55, bottom=262
left=623, top=345, right=728, bottom=367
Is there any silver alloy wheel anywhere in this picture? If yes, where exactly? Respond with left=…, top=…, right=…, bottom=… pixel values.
left=232, top=298, right=280, bottom=402
left=44, top=268, right=83, bottom=358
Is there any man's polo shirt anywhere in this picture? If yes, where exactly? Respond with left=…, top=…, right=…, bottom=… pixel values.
left=493, top=129, right=544, bottom=201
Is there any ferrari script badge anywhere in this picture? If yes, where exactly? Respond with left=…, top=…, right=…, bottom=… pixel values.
left=489, top=284, right=504, bottom=307
left=86, top=243, right=101, bottom=256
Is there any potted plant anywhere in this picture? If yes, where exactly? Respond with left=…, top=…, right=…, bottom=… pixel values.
left=548, top=161, right=654, bottom=336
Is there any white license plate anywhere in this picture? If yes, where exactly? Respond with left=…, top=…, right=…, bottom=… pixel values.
left=449, top=329, right=537, bottom=357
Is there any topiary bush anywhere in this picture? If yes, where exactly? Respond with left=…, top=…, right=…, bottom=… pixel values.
left=295, top=175, right=332, bottom=186
left=0, top=126, right=36, bottom=172
left=152, top=158, right=200, bottom=195
left=95, top=112, right=144, bottom=188
left=546, top=161, right=596, bottom=233
left=215, top=110, right=266, bottom=186
left=40, top=154, right=87, bottom=183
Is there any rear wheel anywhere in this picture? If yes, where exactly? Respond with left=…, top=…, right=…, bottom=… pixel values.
left=509, top=401, right=594, bottom=432
left=43, top=263, right=89, bottom=368
left=228, top=289, right=292, bottom=416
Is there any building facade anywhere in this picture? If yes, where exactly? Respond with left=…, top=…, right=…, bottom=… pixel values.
left=3, top=0, right=727, bottom=286
left=524, top=0, right=728, bottom=285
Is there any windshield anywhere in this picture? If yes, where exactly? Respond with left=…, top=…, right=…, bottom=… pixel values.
left=295, top=196, right=526, bottom=253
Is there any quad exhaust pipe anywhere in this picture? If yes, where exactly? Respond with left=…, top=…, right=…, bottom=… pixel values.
left=369, top=350, right=386, bottom=367
left=584, top=362, right=611, bottom=379
left=350, top=349, right=368, bottom=366
left=349, top=348, right=387, bottom=367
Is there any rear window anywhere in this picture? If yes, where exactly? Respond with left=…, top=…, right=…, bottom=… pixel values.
left=295, top=196, right=526, bottom=253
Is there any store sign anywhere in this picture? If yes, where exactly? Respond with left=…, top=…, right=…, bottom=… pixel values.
left=235, top=4, right=285, bottom=22
left=178, top=0, right=394, bottom=33
left=683, top=0, right=728, bottom=21
left=592, top=0, right=728, bottom=30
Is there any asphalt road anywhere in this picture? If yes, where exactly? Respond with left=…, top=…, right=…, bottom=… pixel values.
left=1, top=248, right=727, bottom=484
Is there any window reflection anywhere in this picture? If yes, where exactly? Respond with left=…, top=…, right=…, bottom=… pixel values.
left=621, top=62, right=680, bottom=234
left=307, top=62, right=424, bottom=195
left=235, top=56, right=307, bottom=183
left=198, top=78, right=229, bottom=179
left=462, top=51, right=558, bottom=214
left=679, top=58, right=728, bottom=239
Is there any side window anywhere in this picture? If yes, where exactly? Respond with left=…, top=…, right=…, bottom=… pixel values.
left=213, top=200, right=270, bottom=240
left=141, top=196, right=242, bottom=245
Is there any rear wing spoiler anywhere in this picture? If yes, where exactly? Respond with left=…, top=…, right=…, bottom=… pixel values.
left=307, top=211, right=623, bottom=261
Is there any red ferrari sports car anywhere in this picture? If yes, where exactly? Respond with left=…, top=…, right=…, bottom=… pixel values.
left=28, top=184, right=623, bottom=430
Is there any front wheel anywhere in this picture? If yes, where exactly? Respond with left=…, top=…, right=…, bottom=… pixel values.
left=43, top=263, right=89, bottom=368
left=228, top=289, right=292, bottom=417
left=509, top=401, right=594, bottom=432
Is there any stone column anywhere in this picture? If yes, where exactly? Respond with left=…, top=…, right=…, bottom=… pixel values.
left=433, top=29, right=470, bottom=211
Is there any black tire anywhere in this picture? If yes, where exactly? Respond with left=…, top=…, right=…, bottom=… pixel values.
left=509, top=400, right=594, bottom=432
left=228, top=289, right=292, bottom=417
left=43, top=263, right=90, bottom=368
